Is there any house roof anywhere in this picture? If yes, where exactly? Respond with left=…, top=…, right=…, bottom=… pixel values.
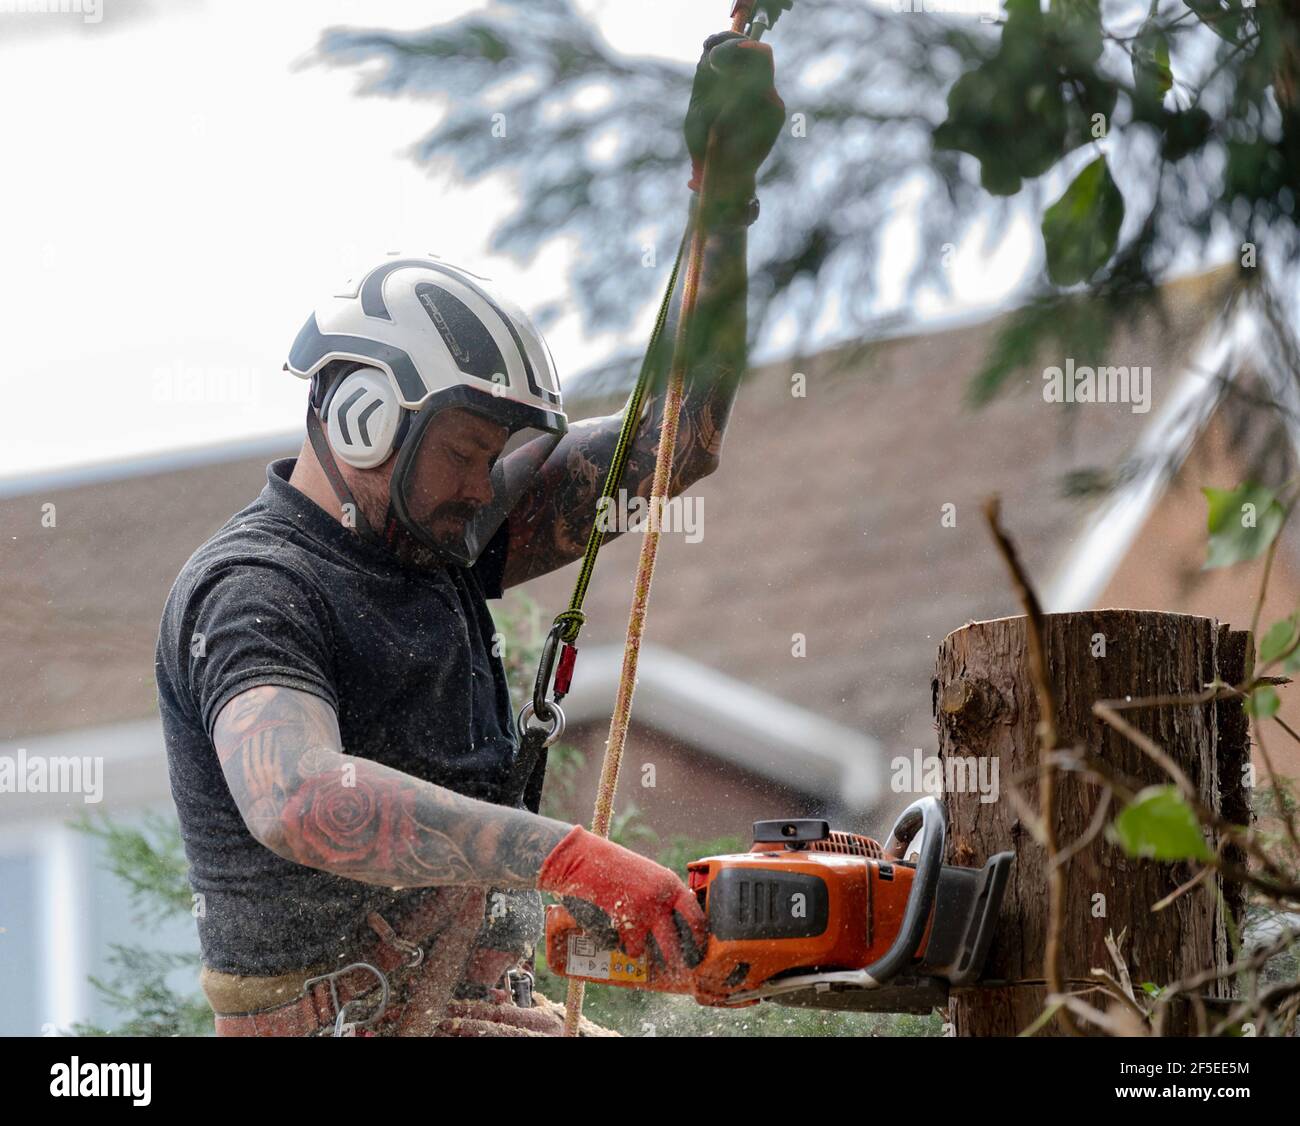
left=518, top=265, right=1247, bottom=762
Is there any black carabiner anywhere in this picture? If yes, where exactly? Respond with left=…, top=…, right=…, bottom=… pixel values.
left=530, top=620, right=564, bottom=723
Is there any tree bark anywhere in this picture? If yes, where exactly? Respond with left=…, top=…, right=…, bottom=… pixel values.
left=932, top=611, right=1250, bottom=1036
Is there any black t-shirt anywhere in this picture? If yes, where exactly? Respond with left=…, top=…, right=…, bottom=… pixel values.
left=156, top=458, right=521, bottom=976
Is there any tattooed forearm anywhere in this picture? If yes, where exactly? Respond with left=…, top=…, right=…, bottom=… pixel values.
left=213, top=685, right=571, bottom=890
left=639, top=209, right=749, bottom=476
left=501, top=207, right=748, bottom=588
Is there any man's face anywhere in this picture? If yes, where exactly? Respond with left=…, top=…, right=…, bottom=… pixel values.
left=400, top=407, right=511, bottom=552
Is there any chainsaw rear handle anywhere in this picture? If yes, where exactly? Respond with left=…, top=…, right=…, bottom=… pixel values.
left=865, top=796, right=946, bottom=986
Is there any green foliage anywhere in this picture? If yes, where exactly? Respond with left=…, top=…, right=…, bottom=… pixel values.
left=538, top=741, right=587, bottom=822
left=964, top=286, right=1119, bottom=407
left=67, top=813, right=211, bottom=1037
left=934, top=0, right=1113, bottom=198
left=489, top=591, right=546, bottom=716
left=71, top=810, right=193, bottom=925
left=315, top=0, right=993, bottom=350
left=1202, top=483, right=1286, bottom=569
left=656, top=833, right=749, bottom=874
left=319, top=0, right=1300, bottom=506
left=1041, top=155, right=1125, bottom=285
left=1245, top=684, right=1281, bottom=719
left=608, top=803, right=659, bottom=850
left=1259, top=615, right=1300, bottom=666
left=1110, top=785, right=1214, bottom=862
left=1184, top=0, right=1253, bottom=46
left=937, top=0, right=1280, bottom=252
left=71, top=945, right=212, bottom=1038
left=1132, top=12, right=1173, bottom=104
left=934, top=0, right=1295, bottom=416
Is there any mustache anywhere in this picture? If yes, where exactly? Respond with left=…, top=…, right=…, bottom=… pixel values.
left=433, top=501, right=480, bottom=521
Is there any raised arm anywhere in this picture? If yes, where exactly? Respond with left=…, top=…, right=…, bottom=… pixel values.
left=498, top=32, right=783, bottom=590
left=499, top=215, right=746, bottom=589
left=212, top=684, right=571, bottom=890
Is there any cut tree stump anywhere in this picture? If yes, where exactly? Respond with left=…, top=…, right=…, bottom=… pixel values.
left=933, top=611, right=1251, bottom=1036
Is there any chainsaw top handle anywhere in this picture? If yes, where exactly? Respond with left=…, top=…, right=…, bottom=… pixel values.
left=866, top=795, right=946, bottom=985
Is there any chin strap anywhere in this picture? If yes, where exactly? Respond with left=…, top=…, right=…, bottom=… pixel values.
left=305, top=403, right=391, bottom=548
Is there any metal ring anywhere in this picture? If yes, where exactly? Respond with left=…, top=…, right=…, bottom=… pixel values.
left=303, top=961, right=390, bottom=1037
left=517, top=699, right=566, bottom=747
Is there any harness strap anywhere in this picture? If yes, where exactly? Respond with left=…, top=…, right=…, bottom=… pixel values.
left=305, top=402, right=386, bottom=547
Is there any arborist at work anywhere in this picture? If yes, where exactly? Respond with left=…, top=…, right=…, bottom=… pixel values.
left=155, top=30, right=784, bottom=1037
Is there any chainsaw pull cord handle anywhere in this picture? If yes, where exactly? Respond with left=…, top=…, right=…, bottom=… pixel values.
left=866, top=796, right=946, bottom=986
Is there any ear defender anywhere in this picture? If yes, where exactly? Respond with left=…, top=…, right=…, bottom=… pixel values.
left=321, top=365, right=406, bottom=469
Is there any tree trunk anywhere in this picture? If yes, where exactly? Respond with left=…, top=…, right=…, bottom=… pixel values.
left=932, top=611, right=1251, bottom=1036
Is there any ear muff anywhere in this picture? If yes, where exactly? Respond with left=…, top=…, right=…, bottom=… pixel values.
left=321, top=365, right=406, bottom=469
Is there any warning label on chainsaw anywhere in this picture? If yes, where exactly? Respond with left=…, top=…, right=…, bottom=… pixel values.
left=566, top=935, right=647, bottom=983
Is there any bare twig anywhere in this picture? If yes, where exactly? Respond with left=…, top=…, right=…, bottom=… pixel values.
left=983, top=495, right=1078, bottom=1036
left=1255, top=721, right=1300, bottom=859
left=1051, top=992, right=1149, bottom=1037
left=1092, top=700, right=1197, bottom=801
left=1151, top=866, right=1212, bottom=912
left=1052, top=788, right=1114, bottom=871
left=1090, top=969, right=1151, bottom=1025
left=1154, top=924, right=1300, bottom=1032
left=1209, top=979, right=1300, bottom=1037
left=1103, top=928, right=1138, bottom=1004
left=1092, top=701, right=1289, bottom=880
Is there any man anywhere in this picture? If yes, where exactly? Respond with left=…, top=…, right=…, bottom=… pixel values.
left=156, top=31, right=783, bottom=1036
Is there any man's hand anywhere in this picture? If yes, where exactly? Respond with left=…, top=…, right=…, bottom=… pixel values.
left=537, top=825, right=708, bottom=986
left=684, top=30, right=785, bottom=202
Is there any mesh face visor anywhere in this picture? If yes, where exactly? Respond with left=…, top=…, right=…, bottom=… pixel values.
left=389, top=385, right=567, bottom=567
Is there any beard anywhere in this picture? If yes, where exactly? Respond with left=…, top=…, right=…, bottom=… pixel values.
left=388, top=500, right=481, bottom=571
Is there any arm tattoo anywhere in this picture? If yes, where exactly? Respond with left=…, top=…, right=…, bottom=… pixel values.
left=213, top=685, right=571, bottom=890
left=501, top=213, right=748, bottom=588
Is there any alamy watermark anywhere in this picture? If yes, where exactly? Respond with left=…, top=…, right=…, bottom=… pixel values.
left=0, top=0, right=102, bottom=23
left=595, top=488, right=703, bottom=543
left=1042, top=359, right=1151, bottom=414
left=890, top=747, right=999, bottom=804
left=1, top=749, right=103, bottom=804
left=891, top=0, right=999, bottom=23
left=50, top=1057, right=150, bottom=1105
left=152, top=364, right=261, bottom=406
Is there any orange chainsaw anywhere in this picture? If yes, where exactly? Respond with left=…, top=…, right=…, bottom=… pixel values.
left=545, top=796, right=1013, bottom=1011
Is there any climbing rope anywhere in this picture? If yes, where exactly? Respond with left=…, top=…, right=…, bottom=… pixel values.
left=554, top=0, right=792, bottom=1038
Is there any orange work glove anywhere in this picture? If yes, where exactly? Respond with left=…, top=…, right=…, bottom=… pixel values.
left=537, top=825, right=708, bottom=986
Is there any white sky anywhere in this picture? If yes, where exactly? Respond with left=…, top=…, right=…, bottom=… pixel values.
left=0, top=0, right=1046, bottom=483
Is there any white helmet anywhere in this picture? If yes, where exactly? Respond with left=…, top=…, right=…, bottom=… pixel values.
left=285, top=255, right=568, bottom=567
